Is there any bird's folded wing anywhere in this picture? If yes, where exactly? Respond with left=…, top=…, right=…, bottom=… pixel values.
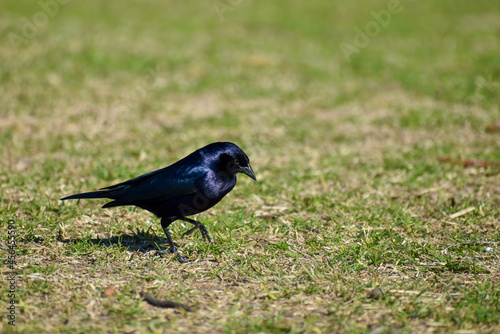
left=100, top=165, right=172, bottom=189
left=102, top=165, right=208, bottom=205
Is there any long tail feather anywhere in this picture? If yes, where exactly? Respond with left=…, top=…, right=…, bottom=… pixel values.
left=60, top=190, right=112, bottom=201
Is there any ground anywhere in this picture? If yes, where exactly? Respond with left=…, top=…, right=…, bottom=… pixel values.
left=1, top=0, right=499, bottom=333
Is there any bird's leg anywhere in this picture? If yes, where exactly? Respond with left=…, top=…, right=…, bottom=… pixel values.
left=159, top=218, right=192, bottom=263
left=179, top=217, right=212, bottom=243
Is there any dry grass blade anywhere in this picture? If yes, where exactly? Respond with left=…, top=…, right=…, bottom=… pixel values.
left=448, top=207, right=476, bottom=219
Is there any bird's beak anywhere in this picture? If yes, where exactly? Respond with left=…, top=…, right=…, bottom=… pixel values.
left=240, top=165, right=256, bottom=181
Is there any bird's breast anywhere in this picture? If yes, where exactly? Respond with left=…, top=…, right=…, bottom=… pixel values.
left=201, top=172, right=237, bottom=200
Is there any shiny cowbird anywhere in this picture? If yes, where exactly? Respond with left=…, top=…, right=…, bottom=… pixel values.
left=61, top=142, right=256, bottom=262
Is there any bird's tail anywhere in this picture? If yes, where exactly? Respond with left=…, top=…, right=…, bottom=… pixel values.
left=60, top=189, right=114, bottom=201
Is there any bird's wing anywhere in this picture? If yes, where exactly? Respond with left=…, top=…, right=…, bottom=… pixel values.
left=103, top=164, right=208, bottom=205
left=100, top=165, right=172, bottom=190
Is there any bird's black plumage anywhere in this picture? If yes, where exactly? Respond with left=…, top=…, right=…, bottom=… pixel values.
left=61, top=142, right=256, bottom=262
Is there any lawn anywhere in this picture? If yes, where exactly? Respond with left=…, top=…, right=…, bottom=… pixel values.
left=1, top=0, right=499, bottom=333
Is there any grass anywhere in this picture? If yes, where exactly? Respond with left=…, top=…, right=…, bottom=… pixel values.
left=1, top=0, right=500, bottom=332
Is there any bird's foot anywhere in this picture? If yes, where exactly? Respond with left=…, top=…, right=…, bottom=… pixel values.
left=176, top=253, right=194, bottom=264
left=182, top=222, right=212, bottom=243
left=199, top=224, right=212, bottom=243
left=155, top=249, right=193, bottom=263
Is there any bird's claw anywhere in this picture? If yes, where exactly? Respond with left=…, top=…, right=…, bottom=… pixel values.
left=199, top=224, right=212, bottom=243
left=182, top=222, right=212, bottom=243
left=176, top=253, right=194, bottom=263
left=155, top=249, right=193, bottom=263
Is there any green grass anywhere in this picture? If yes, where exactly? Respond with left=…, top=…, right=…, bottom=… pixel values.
left=1, top=0, right=500, bottom=333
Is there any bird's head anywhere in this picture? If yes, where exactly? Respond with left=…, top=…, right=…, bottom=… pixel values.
left=215, top=143, right=256, bottom=181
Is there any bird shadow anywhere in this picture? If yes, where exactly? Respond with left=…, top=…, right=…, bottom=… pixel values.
left=57, top=232, right=171, bottom=254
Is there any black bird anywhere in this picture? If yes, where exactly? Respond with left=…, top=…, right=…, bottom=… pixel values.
left=61, top=142, right=256, bottom=262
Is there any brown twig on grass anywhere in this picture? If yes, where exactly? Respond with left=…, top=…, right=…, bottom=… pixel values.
left=438, top=156, right=500, bottom=168
left=485, top=122, right=500, bottom=133
left=140, top=292, right=192, bottom=311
